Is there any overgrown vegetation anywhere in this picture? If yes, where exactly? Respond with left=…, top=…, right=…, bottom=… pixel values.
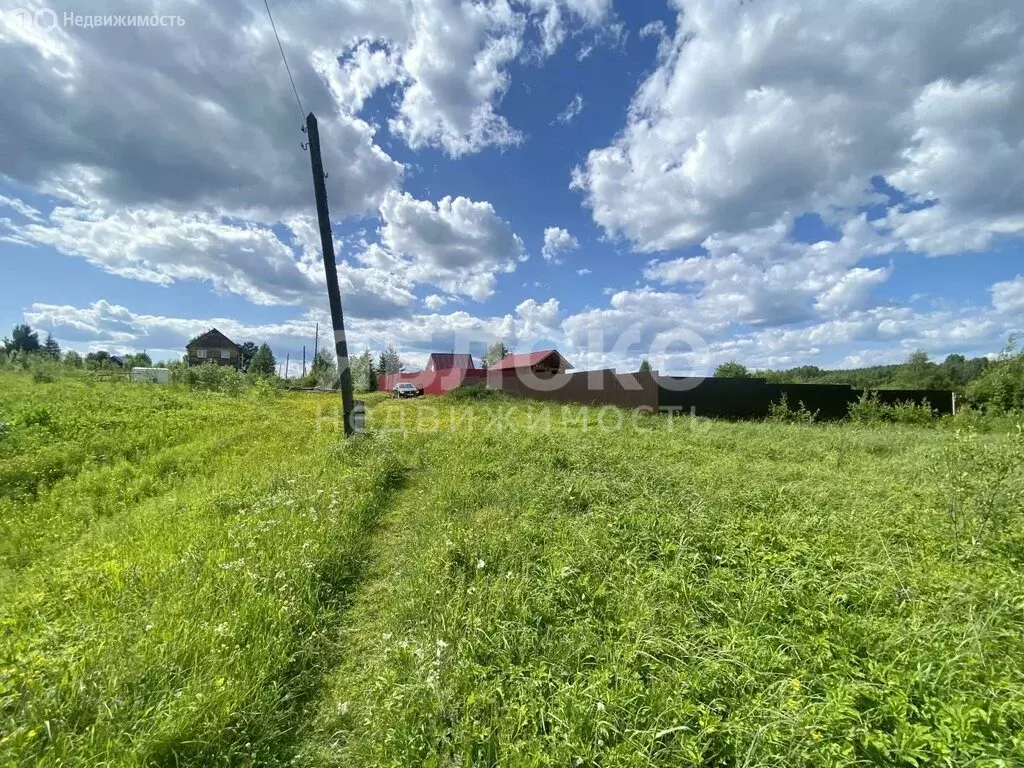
left=966, top=337, right=1024, bottom=412
left=0, top=373, right=403, bottom=765
left=767, top=392, right=818, bottom=423
left=3, top=371, right=1024, bottom=766
left=847, top=391, right=937, bottom=425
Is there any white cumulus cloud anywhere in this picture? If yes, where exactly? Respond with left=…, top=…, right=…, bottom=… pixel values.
left=541, top=226, right=579, bottom=263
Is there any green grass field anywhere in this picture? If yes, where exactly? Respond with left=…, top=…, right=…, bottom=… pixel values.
left=2, top=373, right=1023, bottom=766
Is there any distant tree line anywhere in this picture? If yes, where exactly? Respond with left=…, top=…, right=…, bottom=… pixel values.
left=0, top=323, right=166, bottom=371
left=713, top=350, right=993, bottom=392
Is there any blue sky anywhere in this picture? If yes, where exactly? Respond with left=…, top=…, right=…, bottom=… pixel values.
left=2, top=0, right=1023, bottom=375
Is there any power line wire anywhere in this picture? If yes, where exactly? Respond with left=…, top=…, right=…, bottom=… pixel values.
left=262, top=0, right=305, bottom=123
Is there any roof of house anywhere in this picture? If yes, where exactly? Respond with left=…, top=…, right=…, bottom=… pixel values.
left=187, top=328, right=238, bottom=350
left=428, top=353, right=475, bottom=370
left=488, top=350, right=573, bottom=371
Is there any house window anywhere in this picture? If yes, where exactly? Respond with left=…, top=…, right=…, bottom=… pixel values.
left=220, top=349, right=230, bottom=359
left=198, top=349, right=207, bottom=358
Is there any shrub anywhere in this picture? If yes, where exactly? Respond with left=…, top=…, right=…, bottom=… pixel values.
left=889, top=399, right=935, bottom=425
left=967, top=338, right=1024, bottom=412
left=942, top=423, right=1024, bottom=559
left=248, top=375, right=282, bottom=399
left=849, top=392, right=936, bottom=425
left=31, top=363, right=61, bottom=383
left=767, top=393, right=817, bottom=424
left=848, top=391, right=888, bottom=423
left=171, top=362, right=248, bottom=395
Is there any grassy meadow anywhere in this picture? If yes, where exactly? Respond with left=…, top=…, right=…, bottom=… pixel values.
left=1, top=372, right=1023, bottom=766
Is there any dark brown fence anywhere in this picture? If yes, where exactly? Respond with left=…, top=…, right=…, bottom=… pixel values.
left=486, top=369, right=954, bottom=420
left=657, top=376, right=955, bottom=419
left=489, top=369, right=659, bottom=411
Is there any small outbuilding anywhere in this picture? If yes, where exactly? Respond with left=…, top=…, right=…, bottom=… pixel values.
left=131, top=367, right=170, bottom=384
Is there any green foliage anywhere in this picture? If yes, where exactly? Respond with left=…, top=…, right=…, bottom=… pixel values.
left=238, top=341, right=259, bottom=372
left=299, top=398, right=1024, bottom=767
left=942, top=424, right=1024, bottom=559
left=349, top=349, right=375, bottom=392
left=849, top=391, right=936, bottom=424
left=638, top=358, right=652, bottom=373
left=0, top=372, right=401, bottom=765
left=888, top=398, right=936, bottom=425
left=767, top=393, right=817, bottom=423
left=443, top=382, right=505, bottom=402
left=170, top=361, right=248, bottom=394
left=42, top=333, right=61, bottom=360
left=377, top=344, right=404, bottom=375
left=124, top=351, right=152, bottom=368
left=967, top=338, right=1024, bottom=412
left=62, top=350, right=83, bottom=368
left=767, top=348, right=993, bottom=391
left=4, top=323, right=40, bottom=353
left=31, top=365, right=59, bottom=384
left=84, top=350, right=113, bottom=370
left=483, top=341, right=510, bottom=369
left=848, top=391, right=888, bottom=423
left=890, top=350, right=950, bottom=390
left=248, top=343, right=277, bottom=377
left=714, top=360, right=751, bottom=378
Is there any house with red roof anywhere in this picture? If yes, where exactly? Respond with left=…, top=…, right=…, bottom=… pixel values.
left=487, top=350, right=573, bottom=378
left=426, top=353, right=475, bottom=372
left=377, top=348, right=574, bottom=395
left=378, top=351, right=485, bottom=395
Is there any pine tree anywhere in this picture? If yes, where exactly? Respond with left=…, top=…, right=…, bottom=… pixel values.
left=6, top=324, right=40, bottom=353
left=43, top=333, right=61, bottom=360
left=379, top=344, right=404, bottom=374
left=310, top=348, right=336, bottom=387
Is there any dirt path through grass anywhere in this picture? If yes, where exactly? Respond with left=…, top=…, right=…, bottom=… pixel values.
left=1, top=386, right=410, bottom=766
left=295, top=398, right=1024, bottom=767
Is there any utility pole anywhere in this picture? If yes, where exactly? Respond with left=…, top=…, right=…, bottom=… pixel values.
left=285, top=353, right=290, bottom=380
left=302, top=345, right=306, bottom=378
left=305, top=112, right=356, bottom=435
left=313, top=322, right=319, bottom=359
